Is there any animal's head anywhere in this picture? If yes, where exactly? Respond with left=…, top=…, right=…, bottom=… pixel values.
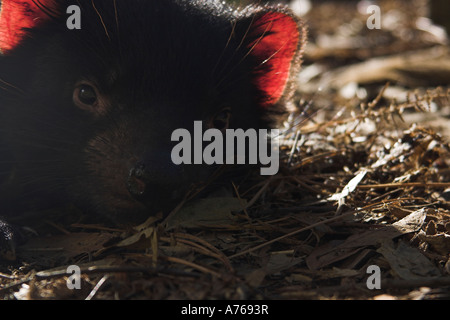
left=0, top=0, right=306, bottom=223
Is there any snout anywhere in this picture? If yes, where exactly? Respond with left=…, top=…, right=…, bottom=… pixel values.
left=126, top=152, right=187, bottom=208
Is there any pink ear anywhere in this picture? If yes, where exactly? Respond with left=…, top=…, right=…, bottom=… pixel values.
left=246, top=12, right=302, bottom=108
left=0, top=0, right=59, bottom=53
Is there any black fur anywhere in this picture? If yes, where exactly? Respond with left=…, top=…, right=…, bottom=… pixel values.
left=0, top=0, right=305, bottom=256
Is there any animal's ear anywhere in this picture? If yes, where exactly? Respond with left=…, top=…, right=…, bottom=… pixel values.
left=237, top=8, right=306, bottom=109
left=0, top=0, right=60, bottom=53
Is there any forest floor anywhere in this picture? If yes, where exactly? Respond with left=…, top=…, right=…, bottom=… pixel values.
left=1, top=0, right=449, bottom=300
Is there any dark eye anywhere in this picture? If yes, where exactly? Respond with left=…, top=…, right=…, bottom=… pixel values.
left=212, top=108, right=231, bottom=130
left=73, top=82, right=107, bottom=116
left=77, top=85, right=97, bottom=106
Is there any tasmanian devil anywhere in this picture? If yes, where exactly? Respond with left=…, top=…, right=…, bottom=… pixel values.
left=0, top=0, right=305, bottom=254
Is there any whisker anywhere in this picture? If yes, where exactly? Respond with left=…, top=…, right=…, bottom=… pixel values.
left=113, top=0, right=119, bottom=32
left=216, top=17, right=273, bottom=89
left=92, top=0, right=111, bottom=41
left=112, top=0, right=123, bottom=61
left=0, top=78, right=24, bottom=95
left=213, top=14, right=257, bottom=84
left=31, top=0, right=60, bottom=19
left=211, top=20, right=237, bottom=77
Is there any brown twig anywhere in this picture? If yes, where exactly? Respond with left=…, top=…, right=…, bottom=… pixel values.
left=228, top=199, right=410, bottom=259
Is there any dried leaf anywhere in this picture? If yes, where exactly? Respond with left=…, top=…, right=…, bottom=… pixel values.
left=115, top=227, right=155, bottom=248
left=165, top=197, right=246, bottom=229
left=418, top=230, right=450, bottom=255
left=19, top=232, right=114, bottom=262
left=245, top=269, right=267, bottom=288
left=265, top=252, right=303, bottom=274
left=285, top=273, right=313, bottom=284
left=328, top=169, right=368, bottom=202
left=316, top=267, right=360, bottom=280
left=377, top=240, right=442, bottom=280
left=306, top=208, right=428, bottom=269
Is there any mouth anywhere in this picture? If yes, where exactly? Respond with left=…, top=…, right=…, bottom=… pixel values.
left=100, top=185, right=190, bottom=225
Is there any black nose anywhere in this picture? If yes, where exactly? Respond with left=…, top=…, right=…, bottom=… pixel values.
left=126, top=152, right=184, bottom=203
left=127, top=162, right=149, bottom=200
